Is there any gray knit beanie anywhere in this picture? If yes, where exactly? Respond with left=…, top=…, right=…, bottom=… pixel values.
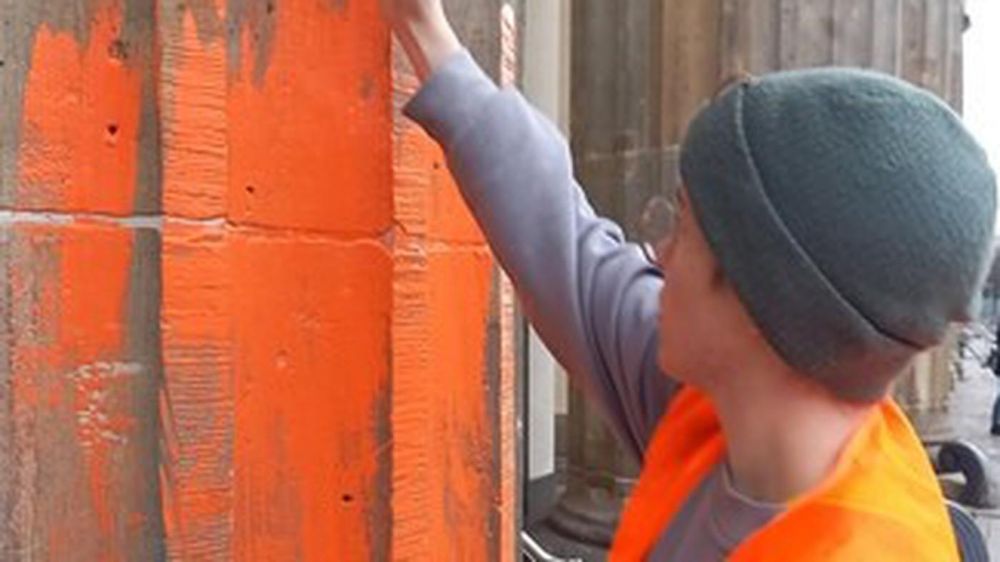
left=680, top=68, right=997, bottom=402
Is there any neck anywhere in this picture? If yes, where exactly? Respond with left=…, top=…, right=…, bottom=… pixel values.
left=708, top=366, right=873, bottom=504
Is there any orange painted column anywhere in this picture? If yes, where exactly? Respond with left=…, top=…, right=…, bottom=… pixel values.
left=2, top=1, right=517, bottom=561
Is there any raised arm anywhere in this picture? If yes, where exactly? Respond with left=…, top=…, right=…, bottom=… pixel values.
left=383, top=2, right=676, bottom=457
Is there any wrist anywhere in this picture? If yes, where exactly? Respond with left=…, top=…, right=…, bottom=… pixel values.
left=391, top=9, right=462, bottom=82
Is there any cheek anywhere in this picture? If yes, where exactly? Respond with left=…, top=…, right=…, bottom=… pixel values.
left=657, top=220, right=703, bottom=376
left=658, top=233, right=696, bottom=333
left=657, top=278, right=695, bottom=376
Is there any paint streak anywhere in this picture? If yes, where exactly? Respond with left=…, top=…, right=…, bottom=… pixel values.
left=160, top=223, right=235, bottom=561
left=4, top=224, right=162, bottom=561
left=231, top=235, right=392, bottom=562
left=390, top=6, right=518, bottom=554
left=428, top=250, right=498, bottom=560
left=390, top=234, right=498, bottom=561
left=15, top=14, right=138, bottom=212
left=3, top=1, right=517, bottom=560
left=158, top=2, right=235, bottom=558
left=223, top=2, right=394, bottom=561
left=3, top=1, right=164, bottom=559
left=227, top=0, right=392, bottom=233
left=159, top=1, right=397, bottom=560
left=160, top=0, right=229, bottom=220
left=2, top=0, right=159, bottom=213
left=58, top=226, right=147, bottom=562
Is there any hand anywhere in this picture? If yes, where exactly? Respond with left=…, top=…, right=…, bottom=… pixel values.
left=379, top=0, right=441, bottom=26
left=380, top=0, right=462, bottom=82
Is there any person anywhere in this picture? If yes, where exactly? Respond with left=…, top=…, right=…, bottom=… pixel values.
left=380, top=2, right=998, bottom=560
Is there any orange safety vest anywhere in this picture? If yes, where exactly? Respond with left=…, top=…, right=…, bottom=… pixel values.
left=610, top=387, right=960, bottom=561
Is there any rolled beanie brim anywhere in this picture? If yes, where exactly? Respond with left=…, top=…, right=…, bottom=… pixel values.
left=681, top=80, right=928, bottom=402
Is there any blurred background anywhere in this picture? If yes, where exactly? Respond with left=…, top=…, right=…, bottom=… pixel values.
left=521, top=1, right=1000, bottom=560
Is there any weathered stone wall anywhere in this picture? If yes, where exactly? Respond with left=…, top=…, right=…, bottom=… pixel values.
left=0, top=1, right=518, bottom=560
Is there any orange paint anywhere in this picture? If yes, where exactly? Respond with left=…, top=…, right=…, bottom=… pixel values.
left=6, top=223, right=159, bottom=561
left=390, top=6, right=518, bottom=554
left=224, top=1, right=394, bottom=560
left=426, top=249, right=498, bottom=558
left=227, top=0, right=392, bottom=234
left=231, top=235, right=391, bottom=561
left=162, top=0, right=396, bottom=559
left=17, top=5, right=145, bottom=214
left=159, top=0, right=229, bottom=220
left=161, top=223, right=235, bottom=561
left=159, top=3, right=235, bottom=559
left=7, top=1, right=162, bottom=560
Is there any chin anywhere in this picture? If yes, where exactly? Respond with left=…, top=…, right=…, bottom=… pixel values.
left=657, top=348, right=691, bottom=384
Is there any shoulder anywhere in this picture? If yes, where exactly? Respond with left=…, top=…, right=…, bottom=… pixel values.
left=731, top=503, right=959, bottom=562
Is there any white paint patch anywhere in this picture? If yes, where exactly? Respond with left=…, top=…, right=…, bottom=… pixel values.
left=67, top=361, right=144, bottom=448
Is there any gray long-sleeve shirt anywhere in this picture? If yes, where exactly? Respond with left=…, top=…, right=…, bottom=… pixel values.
left=404, top=50, right=782, bottom=561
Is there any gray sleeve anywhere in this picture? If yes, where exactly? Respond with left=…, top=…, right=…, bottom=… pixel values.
left=403, top=51, right=678, bottom=459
